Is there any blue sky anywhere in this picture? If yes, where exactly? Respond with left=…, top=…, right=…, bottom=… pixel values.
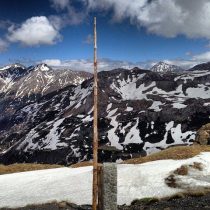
left=0, top=0, right=210, bottom=71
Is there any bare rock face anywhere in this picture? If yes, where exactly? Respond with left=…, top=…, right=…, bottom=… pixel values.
left=195, top=123, right=210, bottom=145
left=188, top=62, right=210, bottom=71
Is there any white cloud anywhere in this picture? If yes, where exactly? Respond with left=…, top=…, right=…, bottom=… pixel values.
left=80, top=0, right=210, bottom=40
left=41, top=58, right=141, bottom=72
left=7, top=16, right=61, bottom=46
left=51, top=0, right=70, bottom=10
left=40, top=49, right=210, bottom=72
left=185, top=51, right=193, bottom=56
left=48, top=15, right=64, bottom=30
left=50, top=0, right=86, bottom=26
left=41, top=59, right=62, bottom=66
left=83, top=34, right=93, bottom=44
left=163, top=51, right=210, bottom=69
left=0, top=20, right=13, bottom=29
left=0, top=38, right=9, bottom=52
left=192, top=51, right=210, bottom=62
left=163, top=59, right=198, bottom=69
left=42, top=59, right=93, bottom=71
left=46, top=0, right=210, bottom=70
left=2, top=0, right=210, bottom=51
left=49, top=0, right=210, bottom=40
left=165, top=51, right=210, bottom=68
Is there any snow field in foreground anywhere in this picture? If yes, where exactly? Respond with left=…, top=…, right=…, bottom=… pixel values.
left=1, top=152, right=210, bottom=208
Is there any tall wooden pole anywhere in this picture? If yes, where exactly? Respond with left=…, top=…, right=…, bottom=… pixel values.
left=92, top=17, right=98, bottom=210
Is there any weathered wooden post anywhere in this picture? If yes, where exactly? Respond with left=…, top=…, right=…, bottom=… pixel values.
left=92, top=16, right=99, bottom=210
left=92, top=17, right=117, bottom=210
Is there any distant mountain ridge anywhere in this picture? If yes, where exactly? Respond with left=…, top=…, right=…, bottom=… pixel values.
left=0, top=62, right=210, bottom=165
left=150, top=61, right=184, bottom=72
left=0, top=63, right=92, bottom=98
left=0, top=63, right=26, bottom=71
left=188, top=62, right=210, bottom=71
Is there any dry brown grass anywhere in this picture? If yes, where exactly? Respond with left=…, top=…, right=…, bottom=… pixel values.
left=123, top=145, right=210, bottom=164
left=189, top=162, right=203, bottom=171
left=0, top=163, right=63, bottom=175
left=1, top=201, right=91, bottom=210
left=1, top=145, right=209, bottom=175
left=71, top=161, right=93, bottom=168
left=174, top=165, right=189, bottom=176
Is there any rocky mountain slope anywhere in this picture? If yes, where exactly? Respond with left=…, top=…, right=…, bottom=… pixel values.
left=150, top=61, right=183, bottom=72
left=0, top=63, right=91, bottom=97
left=0, top=63, right=210, bottom=165
left=188, top=62, right=210, bottom=71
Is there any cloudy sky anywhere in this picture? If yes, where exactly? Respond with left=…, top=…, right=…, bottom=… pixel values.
left=0, top=0, right=210, bottom=71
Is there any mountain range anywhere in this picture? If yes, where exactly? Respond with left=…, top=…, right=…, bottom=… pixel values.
left=0, top=61, right=210, bottom=165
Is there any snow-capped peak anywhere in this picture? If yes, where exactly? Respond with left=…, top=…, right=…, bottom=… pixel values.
left=35, top=63, right=51, bottom=71
left=150, top=61, right=183, bottom=73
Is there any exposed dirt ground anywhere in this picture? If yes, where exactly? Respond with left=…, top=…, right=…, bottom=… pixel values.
left=119, top=193, right=210, bottom=210
left=2, top=193, right=210, bottom=210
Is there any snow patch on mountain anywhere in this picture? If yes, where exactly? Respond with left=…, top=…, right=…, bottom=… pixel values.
left=0, top=63, right=26, bottom=71
left=143, top=121, right=196, bottom=154
left=124, top=118, right=142, bottom=145
left=111, top=77, right=155, bottom=100
left=43, top=118, right=67, bottom=150
left=149, top=101, right=163, bottom=112
left=175, top=70, right=210, bottom=83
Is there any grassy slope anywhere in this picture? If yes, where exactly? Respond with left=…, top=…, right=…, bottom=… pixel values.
left=0, top=163, right=63, bottom=175
left=71, top=161, right=93, bottom=168
left=1, top=145, right=210, bottom=174
left=123, top=145, right=210, bottom=164
left=71, top=145, right=210, bottom=167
